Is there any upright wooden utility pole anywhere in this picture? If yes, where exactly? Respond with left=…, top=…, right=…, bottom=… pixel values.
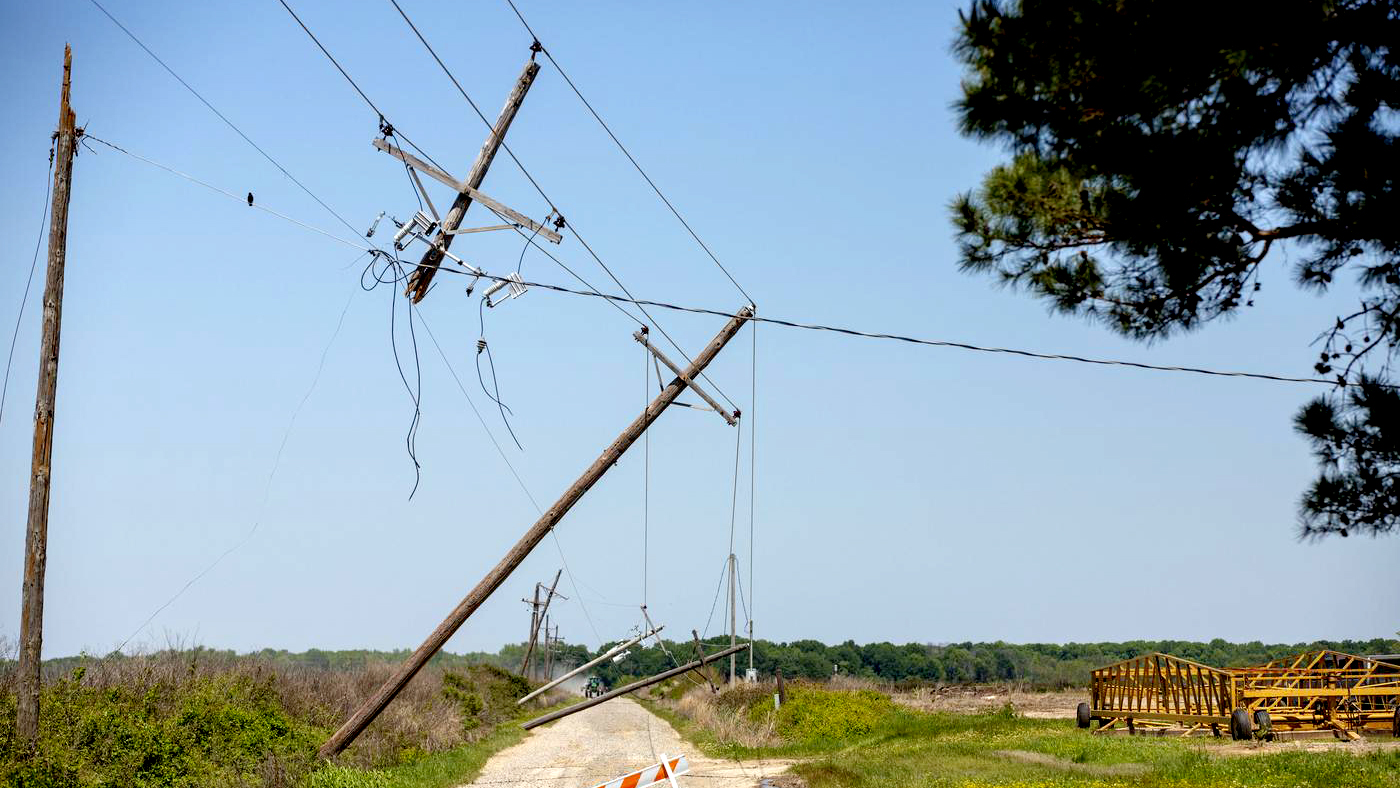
left=523, top=583, right=540, bottom=675
left=519, top=570, right=562, bottom=678
left=16, top=45, right=78, bottom=753
left=519, top=570, right=561, bottom=678
left=319, top=307, right=753, bottom=758
left=404, top=57, right=539, bottom=302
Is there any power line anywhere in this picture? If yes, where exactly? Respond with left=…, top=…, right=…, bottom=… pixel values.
left=85, top=0, right=361, bottom=238
left=1, top=142, right=54, bottom=431
left=116, top=266, right=364, bottom=652
left=81, top=134, right=372, bottom=253
left=427, top=268, right=1365, bottom=390
left=499, top=0, right=754, bottom=306
left=83, top=129, right=1358, bottom=392
left=416, top=309, right=603, bottom=644
left=274, top=0, right=447, bottom=174
left=384, top=0, right=740, bottom=412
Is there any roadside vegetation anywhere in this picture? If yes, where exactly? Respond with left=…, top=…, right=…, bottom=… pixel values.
left=0, top=645, right=560, bottom=788
left=647, top=676, right=1400, bottom=788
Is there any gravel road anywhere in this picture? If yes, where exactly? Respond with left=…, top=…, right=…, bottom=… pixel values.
left=459, top=698, right=787, bottom=788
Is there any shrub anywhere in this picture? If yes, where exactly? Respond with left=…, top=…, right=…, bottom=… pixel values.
left=774, top=685, right=894, bottom=743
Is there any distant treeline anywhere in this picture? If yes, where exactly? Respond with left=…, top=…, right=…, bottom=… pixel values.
left=587, top=636, right=1400, bottom=689
left=37, top=637, right=1398, bottom=689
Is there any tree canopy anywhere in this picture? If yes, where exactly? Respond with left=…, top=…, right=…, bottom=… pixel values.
left=951, top=0, right=1400, bottom=537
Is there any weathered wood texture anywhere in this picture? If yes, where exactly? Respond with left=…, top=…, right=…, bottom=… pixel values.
left=521, top=642, right=752, bottom=730
left=17, top=45, right=77, bottom=751
left=371, top=139, right=562, bottom=244
left=634, top=332, right=737, bottom=425
left=404, top=59, right=539, bottom=302
left=318, top=307, right=754, bottom=758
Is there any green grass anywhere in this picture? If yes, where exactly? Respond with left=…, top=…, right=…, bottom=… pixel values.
left=651, top=690, right=1400, bottom=788
left=784, top=709, right=1400, bottom=788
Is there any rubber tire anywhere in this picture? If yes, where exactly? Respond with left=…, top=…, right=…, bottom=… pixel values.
left=1076, top=702, right=1092, bottom=729
left=1393, top=707, right=1399, bottom=738
left=1253, top=709, right=1273, bottom=740
left=1230, top=708, right=1254, bottom=741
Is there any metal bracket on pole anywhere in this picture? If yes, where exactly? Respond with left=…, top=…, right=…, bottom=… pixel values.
left=372, top=139, right=563, bottom=244
left=634, top=331, right=738, bottom=426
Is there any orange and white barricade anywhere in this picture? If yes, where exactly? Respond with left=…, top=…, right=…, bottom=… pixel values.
left=587, top=753, right=689, bottom=788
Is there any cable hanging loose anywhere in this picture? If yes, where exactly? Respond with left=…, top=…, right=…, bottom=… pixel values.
left=476, top=297, right=524, bottom=451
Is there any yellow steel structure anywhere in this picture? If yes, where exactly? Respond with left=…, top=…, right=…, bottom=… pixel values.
left=1088, top=652, right=1236, bottom=735
left=1085, top=650, right=1400, bottom=739
left=1234, top=650, right=1400, bottom=738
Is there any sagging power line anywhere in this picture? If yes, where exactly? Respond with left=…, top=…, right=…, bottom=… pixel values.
left=70, top=131, right=1371, bottom=392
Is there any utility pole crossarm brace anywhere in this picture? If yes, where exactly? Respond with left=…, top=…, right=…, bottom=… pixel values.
left=634, top=331, right=739, bottom=426
left=372, top=139, right=563, bottom=244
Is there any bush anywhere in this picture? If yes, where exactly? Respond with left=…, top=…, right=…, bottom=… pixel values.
left=774, top=685, right=894, bottom=743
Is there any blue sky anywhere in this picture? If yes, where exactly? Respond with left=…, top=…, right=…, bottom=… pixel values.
left=1, top=0, right=1395, bottom=659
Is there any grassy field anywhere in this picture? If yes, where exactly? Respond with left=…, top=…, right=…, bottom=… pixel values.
left=646, top=681, right=1400, bottom=788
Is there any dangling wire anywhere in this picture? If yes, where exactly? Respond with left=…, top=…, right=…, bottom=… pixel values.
left=360, top=249, right=424, bottom=497
left=748, top=316, right=757, bottom=658
left=476, top=297, right=523, bottom=450
left=1, top=139, right=55, bottom=430
left=515, top=221, right=542, bottom=276
left=642, top=337, right=651, bottom=611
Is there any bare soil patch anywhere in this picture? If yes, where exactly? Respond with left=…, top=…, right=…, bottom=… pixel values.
left=891, top=685, right=1083, bottom=718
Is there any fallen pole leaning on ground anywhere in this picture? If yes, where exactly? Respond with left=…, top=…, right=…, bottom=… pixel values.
left=521, top=642, right=751, bottom=730
left=517, top=626, right=664, bottom=705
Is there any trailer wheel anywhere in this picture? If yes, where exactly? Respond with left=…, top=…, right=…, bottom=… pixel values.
left=1393, top=707, right=1399, bottom=738
left=1230, top=708, right=1253, bottom=741
left=1076, top=702, right=1092, bottom=729
left=1253, top=710, right=1273, bottom=740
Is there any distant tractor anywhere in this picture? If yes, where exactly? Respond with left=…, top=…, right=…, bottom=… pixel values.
left=585, top=676, right=605, bottom=698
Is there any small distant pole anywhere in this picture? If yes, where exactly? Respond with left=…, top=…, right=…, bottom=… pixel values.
left=17, top=44, right=78, bottom=754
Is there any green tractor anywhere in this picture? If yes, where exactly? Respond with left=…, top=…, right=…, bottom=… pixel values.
left=584, top=676, right=605, bottom=698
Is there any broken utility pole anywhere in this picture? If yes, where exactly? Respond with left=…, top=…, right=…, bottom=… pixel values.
left=522, top=643, right=751, bottom=730
left=519, top=570, right=562, bottom=678
left=318, top=307, right=754, bottom=758
left=403, top=56, right=538, bottom=303
left=17, top=45, right=78, bottom=754
left=516, top=625, right=663, bottom=705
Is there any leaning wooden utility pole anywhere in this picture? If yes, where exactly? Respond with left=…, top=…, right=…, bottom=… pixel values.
left=522, top=643, right=751, bottom=730
left=16, top=45, right=78, bottom=754
left=404, top=56, right=539, bottom=302
left=319, top=308, right=753, bottom=758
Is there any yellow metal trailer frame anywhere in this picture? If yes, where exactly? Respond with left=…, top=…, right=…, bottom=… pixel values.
left=1234, top=650, right=1400, bottom=738
left=1088, top=652, right=1236, bottom=735
left=1085, top=650, right=1400, bottom=739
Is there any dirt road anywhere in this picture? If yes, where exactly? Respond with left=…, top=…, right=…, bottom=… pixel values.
left=460, top=698, right=786, bottom=788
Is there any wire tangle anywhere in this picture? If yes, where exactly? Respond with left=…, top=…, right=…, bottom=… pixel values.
left=361, top=249, right=426, bottom=496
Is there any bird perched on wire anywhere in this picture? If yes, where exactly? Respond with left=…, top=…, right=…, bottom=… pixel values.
left=246, top=192, right=253, bottom=206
